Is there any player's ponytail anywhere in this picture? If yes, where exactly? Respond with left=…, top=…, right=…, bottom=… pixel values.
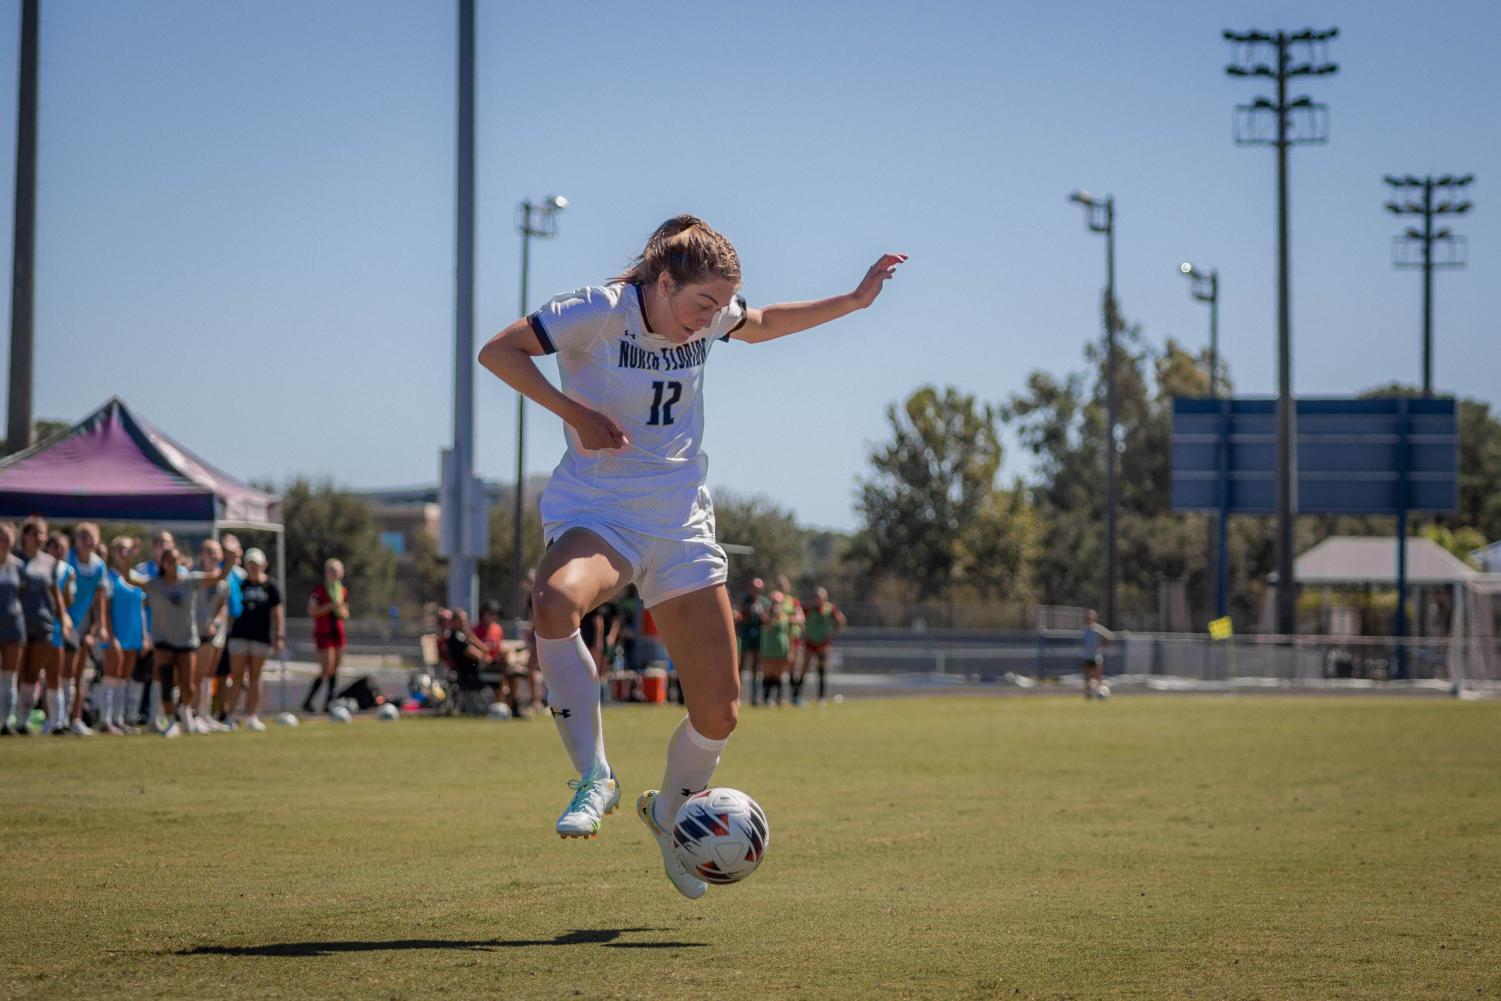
left=614, top=214, right=741, bottom=289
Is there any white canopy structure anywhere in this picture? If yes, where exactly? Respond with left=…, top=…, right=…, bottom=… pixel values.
left=1272, top=536, right=1479, bottom=587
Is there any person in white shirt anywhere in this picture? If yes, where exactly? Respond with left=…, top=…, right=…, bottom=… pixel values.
left=479, top=214, right=903, bottom=899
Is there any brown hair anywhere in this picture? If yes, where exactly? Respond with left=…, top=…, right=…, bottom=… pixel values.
left=614, top=214, right=741, bottom=288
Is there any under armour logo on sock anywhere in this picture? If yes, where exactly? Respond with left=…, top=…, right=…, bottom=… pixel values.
left=550, top=707, right=571, bottom=719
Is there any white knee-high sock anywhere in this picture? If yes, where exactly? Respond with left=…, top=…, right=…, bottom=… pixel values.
left=535, top=630, right=608, bottom=779
left=0, top=670, right=14, bottom=724
left=14, top=679, right=34, bottom=724
left=49, top=687, right=66, bottom=727
left=655, top=716, right=727, bottom=828
left=97, top=682, right=112, bottom=724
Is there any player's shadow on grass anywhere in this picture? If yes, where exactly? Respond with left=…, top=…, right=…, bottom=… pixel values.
left=177, top=928, right=706, bottom=957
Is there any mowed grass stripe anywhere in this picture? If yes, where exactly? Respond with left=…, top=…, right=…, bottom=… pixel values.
left=2, top=696, right=1497, bottom=1000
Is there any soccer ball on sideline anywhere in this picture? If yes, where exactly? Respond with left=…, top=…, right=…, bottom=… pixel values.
left=671, top=788, right=770, bottom=885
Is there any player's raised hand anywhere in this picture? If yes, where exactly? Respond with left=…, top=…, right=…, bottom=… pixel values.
left=850, top=253, right=907, bottom=308
left=571, top=406, right=631, bottom=451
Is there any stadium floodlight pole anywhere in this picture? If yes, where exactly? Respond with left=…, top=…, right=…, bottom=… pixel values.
left=1178, top=262, right=1220, bottom=397
left=4, top=0, right=38, bottom=457
left=1180, top=261, right=1226, bottom=618
left=512, top=194, right=567, bottom=622
left=1224, top=26, right=1338, bottom=637
left=446, top=0, right=478, bottom=615
left=1383, top=173, right=1473, bottom=396
left=1068, top=189, right=1118, bottom=630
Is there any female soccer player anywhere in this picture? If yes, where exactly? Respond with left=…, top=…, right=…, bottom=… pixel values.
left=43, top=531, right=77, bottom=733
left=101, top=536, right=148, bottom=734
left=0, top=523, right=26, bottom=735
left=191, top=539, right=230, bottom=732
left=64, top=523, right=111, bottom=735
left=478, top=214, right=903, bottom=898
left=795, top=586, right=846, bottom=704
left=225, top=547, right=283, bottom=731
left=124, top=542, right=239, bottom=738
left=9, top=519, right=68, bottom=735
left=304, top=559, right=348, bottom=713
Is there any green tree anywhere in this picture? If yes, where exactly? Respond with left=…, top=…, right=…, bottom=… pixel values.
left=853, top=385, right=1020, bottom=601
left=478, top=491, right=545, bottom=616
left=1005, top=331, right=1222, bottom=621
left=714, top=490, right=807, bottom=593
left=281, top=478, right=396, bottom=617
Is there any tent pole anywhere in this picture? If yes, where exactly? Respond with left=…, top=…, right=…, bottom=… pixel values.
left=276, top=526, right=289, bottom=718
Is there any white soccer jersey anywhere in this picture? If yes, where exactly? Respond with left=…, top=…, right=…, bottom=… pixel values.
left=529, top=281, right=747, bottom=543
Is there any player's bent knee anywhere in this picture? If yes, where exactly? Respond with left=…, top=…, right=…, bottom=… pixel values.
left=691, top=700, right=738, bottom=741
left=531, top=579, right=583, bottom=638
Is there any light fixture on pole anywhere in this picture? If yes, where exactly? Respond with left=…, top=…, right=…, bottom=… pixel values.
left=1068, top=188, right=1118, bottom=631
left=1180, top=260, right=1226, bottom=619
left=1383, top=173, right=1472, bottom=396
left=1178, top=262, right=1220, bottom=397
left=512, top=194, right=567, bottom=622
left=1223, top=26, right=1338, bottom=637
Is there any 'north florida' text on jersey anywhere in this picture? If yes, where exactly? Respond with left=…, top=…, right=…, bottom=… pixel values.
left=527, top=282, right=747, bottom=543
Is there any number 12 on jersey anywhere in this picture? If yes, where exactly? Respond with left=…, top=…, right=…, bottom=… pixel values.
left=648, top=380, right=682, bottom=426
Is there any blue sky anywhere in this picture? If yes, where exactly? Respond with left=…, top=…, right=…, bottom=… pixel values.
left=1, top=0, right=1496, bottom=531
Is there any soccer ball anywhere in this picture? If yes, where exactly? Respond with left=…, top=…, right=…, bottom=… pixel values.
left=671, top=788, right=770, bottom=885
left=329, top=705, right=352, bottom=723
left=275, top=712, right=299, bottom=727
left=376, top=702, right=400, bottom=721
left=1096, top=683, right=1112, bottom=700
left=487, top=702, right=513, bottom=721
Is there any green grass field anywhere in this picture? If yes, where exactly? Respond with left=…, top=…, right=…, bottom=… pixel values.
left=3, top=695, right=1499, bottom=1000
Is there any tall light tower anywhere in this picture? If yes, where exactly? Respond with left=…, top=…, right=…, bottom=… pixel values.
left=1180, top=261, right=1226, bottom=619
left=1223, top=27, right=1338, bottom=636
left=4, top=0, right=38, bottom=457
left=512, top=195, right=566, bottom=620
left=1068, top=189, right=1118, bottom=630
left=1383, top=174, right=1473, bottom=396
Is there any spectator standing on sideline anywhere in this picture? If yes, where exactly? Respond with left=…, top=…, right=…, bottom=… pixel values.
left=129, top=541, right=239, bottom=737
left=44, top=531, right=77, bottom=733
left=304, top=559, right=349, bottom=713
left=774, top=575, right=804, bottom=699
left=131, top=530, right=177, bottom=726
left=758, top=588, right=795, bottom=707
left=12, top=518, right=68, bottom=734
left=101, top=536, right=148, bottom=734
left=225, top=548, right=282, bottom=731
left=64, top=523, right=111, bottom=735
left=1081, top=609, right=1115, bottom=700
left=736, top=578, right=767, bottom=705
left=213, top=532, right=247, bottom=719
left=0, top=523, right=27, bottom=735
left=794, top=586, right=845, bottom=704
left=191, top=539, right=230, bottom=731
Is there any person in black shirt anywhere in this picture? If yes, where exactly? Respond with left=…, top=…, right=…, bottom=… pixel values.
left=224, top=549, right=283, bottom=731
left=580, top=600, right=620, bottom=675
left=445, top=609, right=495, bottom=707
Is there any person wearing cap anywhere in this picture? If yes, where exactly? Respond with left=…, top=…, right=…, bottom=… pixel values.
left=225, top=548, right=283, bottom=731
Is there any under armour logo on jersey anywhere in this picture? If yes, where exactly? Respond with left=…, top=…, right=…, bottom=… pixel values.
left=550, top=707, right=571, bottom=719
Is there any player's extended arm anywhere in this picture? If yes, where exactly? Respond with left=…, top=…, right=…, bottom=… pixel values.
left=478, top=319, right=630, bottom=451
left=732, top=253, right=906, bottom=344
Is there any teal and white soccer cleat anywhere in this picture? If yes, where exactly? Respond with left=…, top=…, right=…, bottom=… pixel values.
left=636, top=789, right=707, bottom=900
left=556, top=769, right=620, bottom=839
